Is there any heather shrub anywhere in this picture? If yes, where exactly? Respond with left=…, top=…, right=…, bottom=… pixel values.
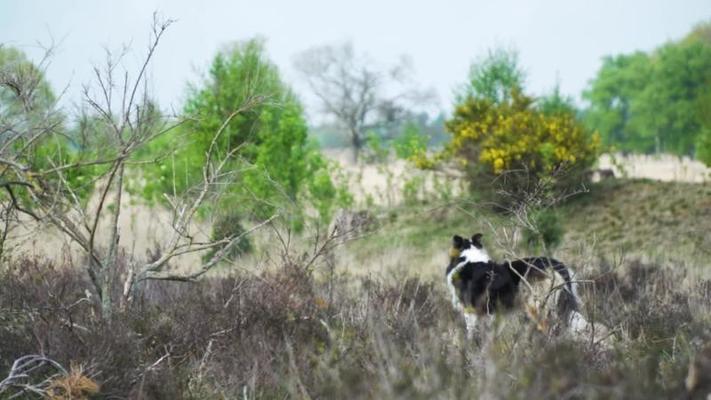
left=1, top=255, right=709, bottom=398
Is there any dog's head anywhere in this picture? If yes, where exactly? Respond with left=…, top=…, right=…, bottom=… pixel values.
left=447, top=233, right=489, bottom=274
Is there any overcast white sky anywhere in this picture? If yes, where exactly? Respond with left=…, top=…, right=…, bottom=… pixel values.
left=2, top=0, right=710, bottom=121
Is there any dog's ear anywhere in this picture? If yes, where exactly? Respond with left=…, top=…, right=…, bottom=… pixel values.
left=452, top=235, right=464, bottom=248
left=471, top=233, right=484, bottom=249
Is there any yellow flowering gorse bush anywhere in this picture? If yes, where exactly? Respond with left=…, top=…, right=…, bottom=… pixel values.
left=418, top=90, right=600, bottom=181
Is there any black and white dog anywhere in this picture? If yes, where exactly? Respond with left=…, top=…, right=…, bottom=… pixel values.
left=446, top=233, right=591, bottom=336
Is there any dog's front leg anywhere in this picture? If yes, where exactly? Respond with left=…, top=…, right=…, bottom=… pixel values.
left=464, top=313, right=478, bottom=339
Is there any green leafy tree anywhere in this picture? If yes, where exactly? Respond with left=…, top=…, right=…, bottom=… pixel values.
left=0, top=46, right=105, bottom=205
left=584, top=22, right=711, bottom=156
left=458, top=48, right=525, bottom=104
left=582, top=52, right=653, bottom=152
left=522, top=209, right=564, bottom=253
left=695, top=81, right=711, bottom=166
left=637, top=39, right=711, bottom=155
left=0, top=46, right=56, bottom=115
left=142, top=39, right=346, bottom=232
left=392, top=122, right=428, bottom=160
left=364, top=130, right=389, bottom=163
left=1, top=18, right=288, bottom=314
left=0, top=45, right=100, bottom=255
left=539, top=85, right=578, bottom=117
left=696, top=129, right=711, bottom=166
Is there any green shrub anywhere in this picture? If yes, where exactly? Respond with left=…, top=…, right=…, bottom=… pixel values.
left=522, top=209, right=564, bottom=252
left=202, top=212, right=252, bottom=262
left=393, top=122, right=428, bottom=161
left=402, top=175, right=425, bottom=206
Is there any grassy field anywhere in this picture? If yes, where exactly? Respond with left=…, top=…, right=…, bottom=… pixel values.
left=1, top=178, right=710, bottom=399
left=339, top=179, right=710, bottom=278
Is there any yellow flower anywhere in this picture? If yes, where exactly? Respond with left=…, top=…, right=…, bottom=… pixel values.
left=493, top=158, right=505, bottom=173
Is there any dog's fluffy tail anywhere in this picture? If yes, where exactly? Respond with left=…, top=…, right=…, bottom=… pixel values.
left=512, top=258, right=610, bottom=341
left=511, top=257, right=581, bottom=314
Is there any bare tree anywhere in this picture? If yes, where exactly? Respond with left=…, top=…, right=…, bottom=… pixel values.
left=294, top=42, right=433, bottom=162
left=0, top=15, right=275, bottom=315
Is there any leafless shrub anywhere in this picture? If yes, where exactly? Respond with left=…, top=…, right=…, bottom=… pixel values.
left=0, top=15, right=275, bottom=315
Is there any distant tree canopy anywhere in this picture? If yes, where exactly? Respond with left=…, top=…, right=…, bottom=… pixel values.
left=584, top=21, right=711, bottom=159
left=457, top=48, right=525, bottom=105
left=538, top=85, right=579, bottom=117
left=141, top=39, right=347, bottom=228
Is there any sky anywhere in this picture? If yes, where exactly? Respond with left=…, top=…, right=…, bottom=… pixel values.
left=1, top=0, right=710, bottom=122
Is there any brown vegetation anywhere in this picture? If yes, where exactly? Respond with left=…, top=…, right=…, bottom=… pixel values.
left=1, top=247, right=709, bottom=398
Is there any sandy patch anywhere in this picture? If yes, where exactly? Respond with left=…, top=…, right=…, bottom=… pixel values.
left=7, top=189, right=210, bottom=271
left=598, top=153, right=710, bottom=183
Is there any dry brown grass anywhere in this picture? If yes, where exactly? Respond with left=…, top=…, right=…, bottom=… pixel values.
left=46, top=364, right=100, bottom=400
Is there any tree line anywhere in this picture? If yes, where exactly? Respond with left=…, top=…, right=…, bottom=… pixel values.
left=583, top=21, right=711, bottom=162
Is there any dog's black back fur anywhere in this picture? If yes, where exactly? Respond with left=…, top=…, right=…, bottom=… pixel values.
left=447, top=234, right=578, bottom=316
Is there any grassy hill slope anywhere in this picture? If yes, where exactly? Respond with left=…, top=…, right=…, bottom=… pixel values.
left=341, top=179, right=711, bottom=279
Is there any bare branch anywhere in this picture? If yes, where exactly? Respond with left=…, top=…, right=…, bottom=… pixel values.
left=138, top=214, right=278, bottom=283
left=0, top=355, right=67, bottom=398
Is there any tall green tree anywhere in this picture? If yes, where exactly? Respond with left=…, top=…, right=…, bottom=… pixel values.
left=1, top=46, right=112, bottom=207
left=142, top=39, right=346, bottom=229
left=1, top=18, right=288, bottom=313
left=694, top=74, right=711, bottom=166
left=582, top=52, right=652, bottom=152
left=638, top=39, right=711, bottom=155
left=0, top=46, right=96, bottom=224
left=584, top=22, right=711, bottom=156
